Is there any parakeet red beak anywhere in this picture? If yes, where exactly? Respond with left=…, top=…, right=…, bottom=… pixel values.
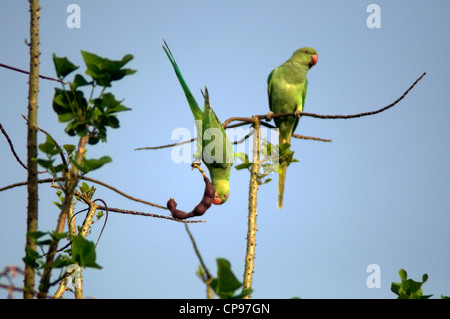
left=310, top=55, right=318, bottom=66
left=212, top=192, right=221, bottom=205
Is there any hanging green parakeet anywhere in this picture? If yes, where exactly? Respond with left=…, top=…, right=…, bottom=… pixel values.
left=266, top=47, right=318, bottom=209
left=163, top=41, right=234, bottom=205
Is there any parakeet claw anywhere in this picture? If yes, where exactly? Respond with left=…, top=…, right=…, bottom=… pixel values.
left=191, top=159, right=201, bottom=167
left=294, top=110, right=302, bottom=118
left=265, top=111, right=275, bottom=121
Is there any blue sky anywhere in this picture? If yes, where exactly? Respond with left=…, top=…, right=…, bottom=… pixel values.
left=0, top=1, right=449, bottom=299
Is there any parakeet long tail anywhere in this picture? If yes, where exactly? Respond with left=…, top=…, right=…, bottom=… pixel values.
left=162, top=40, right=203, bottom=121
left=277, top=160, right=288, bottom=209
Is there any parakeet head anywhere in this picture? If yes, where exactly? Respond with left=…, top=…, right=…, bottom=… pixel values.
left=290, top=47, right=318, bottom=68
left=212, top=179, right=230, bottom=205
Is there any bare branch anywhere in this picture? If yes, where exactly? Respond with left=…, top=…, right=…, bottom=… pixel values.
left=96, top=206, right=205, bottom=223
left=0, top=122, right=28, bottom=171
left=0, top=62, right=67, bottom=84
left=256, top=72, right=427, bottom=122
left=21, top=114, right=69, bottom=170
left=80, top=176, right=168, bottom=210
left=0, top=176, right=168, bottom=211
left=292, top=134, right=332, bottom=142
left=135, top=138, right=194, bottom=151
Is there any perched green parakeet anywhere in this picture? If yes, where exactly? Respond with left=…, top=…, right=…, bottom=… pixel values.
left=163, top=42, right=234, bottom=205
left=266, top=47, right=318, bottom=209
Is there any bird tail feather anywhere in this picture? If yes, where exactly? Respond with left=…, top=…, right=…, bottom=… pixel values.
left=162, top=40, right=203, bottom=121
left=277, top=160, right=288, bottom=210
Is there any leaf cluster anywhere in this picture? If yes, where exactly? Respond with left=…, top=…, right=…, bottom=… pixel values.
left=52, top=51, right=135, bottom=145
left=24, top=231, right=101, bottom=272
left=235, top=140, right=298, bottom=185
left=391, top=269, right=432, bottom=299
left=208, top=258, right=252, bottom=299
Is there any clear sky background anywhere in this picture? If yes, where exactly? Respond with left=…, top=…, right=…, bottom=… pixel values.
left=0, top=1, right=449, bottom=299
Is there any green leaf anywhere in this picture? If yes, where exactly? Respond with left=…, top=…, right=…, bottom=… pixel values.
left=81, top=50, right=136, bottom=87
left=27, top=231, right=48, bottom=240
left=83, top=156, right=112, bottom=172
left=23, top=246, right=40, bottom=268
left=232, top=288, right=253, bottom=299
left=50, top=231, right=69, bottom=241
left=279, top=142, right=291, bottom=154
left=88, top=135, right=100, bottom=145
left=36, top=158, right=55, bottom=169
left=235, top=152, right=249, bottom=164
left=38, top=135, right=61, bottom=156
left=52, top=254, right=73, bottom=268
left=63, top=144, right=76, bottom=155
left=53, top=54, right=79, bottom=79
left=52, top=88, right=88, bottom=126
left=234, top=163, right=252, bottom=171
left=211, top=258, right=243, bottom=299
left=98, top=93, right=128, bottom=111
left=106, top=115, right=120, bottom=128
left=70, top=74, right=91, bottom=90
left=71, top=235, right=102, bottom=269
left=71, top=156, right=112, bottom=174
left=79, top=182, right=91, bottom=194
left=399, top=269, right=407, bottom=281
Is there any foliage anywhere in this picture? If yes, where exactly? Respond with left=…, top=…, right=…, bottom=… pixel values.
left=390, top=268, right=450, bottom=299
left=235, top=139, right=298, bottom=185
left=26, top=51, right=134, bottom=297
left=210, top=258, right=252, bottom=299
left=23, top=231, right=100, bottom=271
left=391, top=269, right=432, bottom=299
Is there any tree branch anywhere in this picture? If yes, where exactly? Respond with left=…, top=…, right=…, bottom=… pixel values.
left=80, top=176, right=168, bottom=209
left=184, top=224, right=214, bottom=298
left=242, top=116, right=261, bottom=299
left=24, top=0, right=40, bottom=299
left=94, top=206, right=205, bottom=223
left=38, top=133, right=89, bottom=298
left=0, top=62, right=67, bottom=84
left=0, top=122, right=29, bottom=171
left=255, top=72, right=427, bottom=122
left=0, top=177, right=205, bottom=223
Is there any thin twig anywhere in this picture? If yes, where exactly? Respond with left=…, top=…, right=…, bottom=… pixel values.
left=135, top=138, right=194, bottom=151
left=223, top=73, right=426, bottom=128
left=0, top=123, right=28, bottom=171
left=21, top=114, right=69, bottom=170
left=184, top=224, right=212, bottom=278
left=81, top=176, right=168, bottom=210
left=0, top=283, right=55, bottom=299
left=0, top=62, right=67, bottom=84
left=292, top=134, right=332, bottom=142
left=137, top=125, right=331, bottom=151
left=92, top=199, right=109, bottom=247
left=0, top=176, right=168, bottom=211
left=258, top=72, right=427, bottom=121
left=0, top=178, right=204, bottom=223
left=184, top=224, right=214, bottom=298
left=96, top=205, right=205, bottom=223
left=138, top=73, right=425, bottom=151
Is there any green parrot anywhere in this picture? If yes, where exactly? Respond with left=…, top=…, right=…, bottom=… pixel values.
left=163, top=42, right=234, bottom=205
left=266, top=47, right=318, bottom=209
